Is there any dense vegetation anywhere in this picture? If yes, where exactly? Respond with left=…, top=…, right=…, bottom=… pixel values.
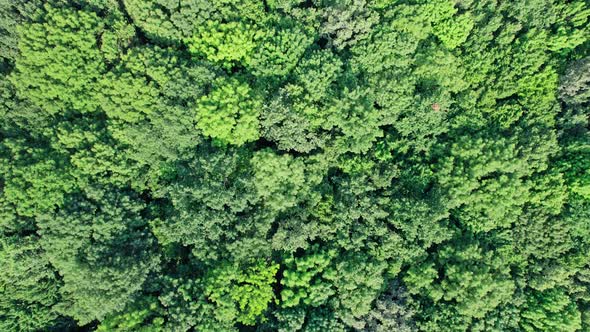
left=1, top=0, right=589, bottom=331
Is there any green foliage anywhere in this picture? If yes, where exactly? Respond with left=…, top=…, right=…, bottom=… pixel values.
left=294, top=49, right=343, bottom=102
left=433, top=13, right=474, bottom=49
left=11, top=5, right=106, bottom=115
left=0, top=0, right=41, bottom=68
left=557, top=56, right=590, bottom=199
left=123, top=0, right=213, bottom=43
left=251, top=149, right=306, bottom=212
left=559, top=57, right=590, bottom=107
left=360, top=282, right=417, bottom=332
left=96, top=297, right=164, bottom=332
left=195, top=77, right=261, bottom=146
left=0, top=235, right=62, bottom=332
left=317, top=0, right=379, bottom=49
left=436, top=131, right=554, bottom=232
left=246, top=19, right=313, bottom=77
left=406, top=236, right=517, bottom=330
left=325, top=253, right=387, bottom=328
left=520, top=288, right=582, bottom=332
left=36, top=189, right=159, bottom=324
left=156, top=275, right=222, bottom=331
left=2, top=0, right=590, bottom=331
left=281, top=247, right=337, bottom=307
left=151, top=146, right=263, bottom=262
left=204, top=260, right=279, bottom=326
left=260, top=92, right=327, bottom=153
left=0, top=138, right=75, bottom=222
left=188, top=21, right=263, bottom=68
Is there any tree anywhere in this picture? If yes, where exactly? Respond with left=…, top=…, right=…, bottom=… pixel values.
left=325, top=253, right=387, bottom=329
left=316, top=0, right=379, bottom=50
left=330, top=89, right=386, bottom=154
left=11, top=5, right=106, bottom=115
left=436, top=130, right=556, bottom=232
left=260, top=92, right=327, bottom=153
left=36, top=189, right=159, bottom=324
left=188, top=21, right=263, bottom=69
left=0, top=0, right=41, bottom=69
left=281, top=246, right=337, bottom=308
left=559, top=57, right=590, bottom=106
left=123, top=0, right=214, bottom=43
left=96, top=297, right=164, bottom=332
left=405, top=236, right=516, bottom=331
left=246, top=18, right=313, bottom=77
left=0, top=235, right=64, bottom=332
left=195, top=77, right=261, bottom=146
left=557, top=56, right=590, bottom=199
left=250, top=149, right=307, bottom=212
left=2, top=0, right=590, bottom=331
left=432, top=13, right=474, bottom=50
left=520, top=288, right=582, bottom=332
left=360, top=281, right=417, bottom=332
left=204, top=260, right=279, bottom=326
left=0, top=137, right=76, bottom=222
left=98, top=45, right=214, bottom=190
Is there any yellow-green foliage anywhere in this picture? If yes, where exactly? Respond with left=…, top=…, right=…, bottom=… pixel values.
left=2, top=0, right=590, bottom=331
left=195, top=77, right=261, bottom=146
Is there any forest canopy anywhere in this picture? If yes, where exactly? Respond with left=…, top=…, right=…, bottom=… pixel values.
left=1, top=0, right=590, bottom=331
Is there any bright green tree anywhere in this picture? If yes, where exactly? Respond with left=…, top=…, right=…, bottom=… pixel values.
left=204, top=260, right=279, bottom=326
left=195, top=77, right=261, bottom=146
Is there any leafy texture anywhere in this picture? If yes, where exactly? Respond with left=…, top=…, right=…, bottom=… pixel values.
left=1, top=0, right=589, bottom=331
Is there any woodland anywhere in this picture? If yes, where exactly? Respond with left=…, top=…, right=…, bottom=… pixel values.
left=1, top=0, right=590, bottom=331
